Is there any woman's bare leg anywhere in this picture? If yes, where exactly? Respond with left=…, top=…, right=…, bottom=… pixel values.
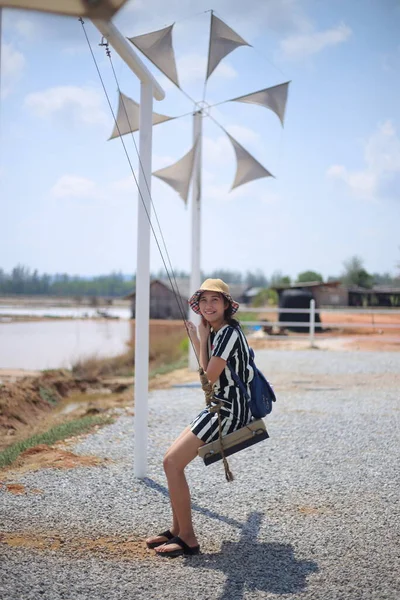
left=145, top=426, right=195, bottom=546
left=156, top=430, right=204, bottom=554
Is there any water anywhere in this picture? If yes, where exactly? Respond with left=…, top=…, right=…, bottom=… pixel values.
left=0, top=305, right=131, bottom=319
left=0, top=319, right=132, bottom=370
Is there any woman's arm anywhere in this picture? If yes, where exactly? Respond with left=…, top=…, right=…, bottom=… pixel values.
left=187, top=319, right=228, bottom=383
left=204, top=356, right=227, bottom=385
left=186, top=321, right=200, bottom=359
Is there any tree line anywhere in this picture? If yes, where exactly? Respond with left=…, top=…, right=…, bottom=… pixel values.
left=0, top=258, right=399, bottom=296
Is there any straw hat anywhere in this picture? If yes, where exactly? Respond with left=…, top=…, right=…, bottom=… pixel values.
left=188, top=279, right=239, bottom=315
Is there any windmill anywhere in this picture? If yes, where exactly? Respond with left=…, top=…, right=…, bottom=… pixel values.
left=110, top=11, right=290, bottom=367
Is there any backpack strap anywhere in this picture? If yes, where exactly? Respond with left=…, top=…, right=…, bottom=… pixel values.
left=226, top=327, right=255, bottom=401
left=227, top=362, right=250, bottom=400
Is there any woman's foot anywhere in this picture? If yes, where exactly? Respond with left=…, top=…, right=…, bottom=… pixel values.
left=146, top=529, right=176, bottom=549
left=155, top=534, right=199, bottom=557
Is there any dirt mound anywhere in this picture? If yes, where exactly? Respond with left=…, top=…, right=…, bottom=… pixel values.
left=0, top=371, right=132, bottom=450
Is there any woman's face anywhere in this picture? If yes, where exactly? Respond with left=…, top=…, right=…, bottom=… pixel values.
left=198, top=291, right=228, bottom=324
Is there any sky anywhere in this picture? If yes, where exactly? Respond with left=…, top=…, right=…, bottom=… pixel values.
left=1, top=0, right=400, bottom=282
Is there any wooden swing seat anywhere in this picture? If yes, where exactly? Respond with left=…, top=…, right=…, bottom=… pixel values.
left=198, top=419, right=269, bottom=466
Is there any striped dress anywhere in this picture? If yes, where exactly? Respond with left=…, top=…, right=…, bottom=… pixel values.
left=190, top=324, right=254, bottom=443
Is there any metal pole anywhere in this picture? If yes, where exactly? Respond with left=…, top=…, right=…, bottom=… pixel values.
left=92, top=19, right=164, bottom=102
left=134, top=80, right=153, bottom=478
left=189, top=110, right=202, bottom=370
left=0, top=8, right=3, bottom=140
left=309, top=299, right=315, bottom=348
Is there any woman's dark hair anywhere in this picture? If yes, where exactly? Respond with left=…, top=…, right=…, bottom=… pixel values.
left=224, top=302, right=241, bottom=329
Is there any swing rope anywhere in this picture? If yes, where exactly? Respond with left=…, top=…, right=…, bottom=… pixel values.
left=79, top=18, right=234, bottom=482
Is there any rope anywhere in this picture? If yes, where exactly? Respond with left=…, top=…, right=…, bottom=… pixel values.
left=199, top=368, right=234, bottom=481
left=104, top=43, right=190, bottom=327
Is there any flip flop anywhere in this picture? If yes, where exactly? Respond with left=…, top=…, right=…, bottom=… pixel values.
left=156, top=536, right=200, bottom=558
left=146, top=529, right=174, bottom=549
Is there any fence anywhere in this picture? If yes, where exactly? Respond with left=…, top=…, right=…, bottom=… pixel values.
left=240, top=300, right=400, bottom=347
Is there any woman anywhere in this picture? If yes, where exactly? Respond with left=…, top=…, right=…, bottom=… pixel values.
left=146, top=279, right=253, bottom=558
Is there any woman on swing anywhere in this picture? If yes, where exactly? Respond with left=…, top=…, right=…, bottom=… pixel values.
left=146, top=279, right=253, bottom=558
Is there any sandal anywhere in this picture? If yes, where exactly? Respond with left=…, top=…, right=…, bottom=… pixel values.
left=156, top=536, right=200, bottom=558
left=146, top=529, right=174, bottom=549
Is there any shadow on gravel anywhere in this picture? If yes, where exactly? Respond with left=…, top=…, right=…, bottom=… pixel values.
left=142, top=480, right=318, bottom=597
left=189, top=513, right=318, bottom=598
left=142, top=477, right=243, bottom=528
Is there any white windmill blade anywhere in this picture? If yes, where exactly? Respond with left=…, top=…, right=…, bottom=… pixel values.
left=128, top=24, right=180, bottom=88
left=153, top=143, right=197, bottom=204
left=206, top=13, right=251, bottom=81
left=0, top=0, right=128, bottom=18
left=228, top=82, right=291, bottom=127
left=108, top=92, right=174, bottom=140
left=223, top=129, right=274, bottom=190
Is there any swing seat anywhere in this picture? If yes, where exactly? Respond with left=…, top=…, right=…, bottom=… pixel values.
left=198, top=419, right=269, bottom=466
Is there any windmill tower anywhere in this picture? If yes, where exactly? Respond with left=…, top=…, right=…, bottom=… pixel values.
left=110, top=11, right=290, bottom=366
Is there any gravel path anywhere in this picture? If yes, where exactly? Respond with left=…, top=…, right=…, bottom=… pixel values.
left=1, top=350, right=399, bottom=600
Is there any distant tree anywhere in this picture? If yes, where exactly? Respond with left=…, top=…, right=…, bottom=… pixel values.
left=252, top=288, right=278, bottom=307
left=341, top=256, right=373, bottom=288
left=244, top=269, right=268, bottom=287
left=269, top=270, right=291, bottom=287
left=0, top=266, right=135, bottom=296
left=205, top=269, right=243, bottom=284
left=372, top=272, right=398, bottom=286
left=296, top=270, right=323, bottom=283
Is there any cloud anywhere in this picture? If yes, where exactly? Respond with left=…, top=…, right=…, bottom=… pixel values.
left=226, top=124, right=261, bottom=146
left=179, top=53, right=236, bottom=83
left=158, top=53, right=237, bottom=90
left=280, top=22, right=352, bottom=61
left=13, top=17, right=39, bottom=40
left=121, top=0, right=312, bottom=38
left=50, top=171, right=155, bottom=202
left=50, top=175, right=99, bottom=200
left=327, top=120, right=400, bottom=200
left=1, top=43, right=26, bottom=98
left=202, top=134, right=233, bottom=166
left=25, top=86, right=108, bottom=127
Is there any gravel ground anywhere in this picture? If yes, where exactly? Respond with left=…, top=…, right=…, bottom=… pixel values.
left=1, top=349, right=399, bottom=600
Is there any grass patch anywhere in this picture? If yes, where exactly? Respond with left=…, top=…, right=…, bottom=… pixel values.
left=72, top=351, right=135, bottom=379
left=72, top=321, right=188, bottom=380
left=39, top=386, right=58, bottom=405
left=149, top=357, right=188, bottom=378
left=0, top=414, right=113, bottom=469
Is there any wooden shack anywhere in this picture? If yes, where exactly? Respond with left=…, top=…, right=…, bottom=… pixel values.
left=125, top=278, right=248, bottom=319
left=272, top=281, right=348, bottom=307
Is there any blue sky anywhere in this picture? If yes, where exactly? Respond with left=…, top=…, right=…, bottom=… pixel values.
left=1, top=0, right=399, bottom=281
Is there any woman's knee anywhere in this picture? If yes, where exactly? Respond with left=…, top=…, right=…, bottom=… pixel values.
left=163, top=451, right=182, bottom=475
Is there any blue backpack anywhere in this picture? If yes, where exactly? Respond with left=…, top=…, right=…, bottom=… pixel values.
left=228, top=347, right=276, bottom=419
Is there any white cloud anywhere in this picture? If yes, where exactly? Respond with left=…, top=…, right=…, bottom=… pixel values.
left=280, top=23, right=352, bottom=61
left=50, top=172, right=152, bottom=202
left=226, top=124, right=260, bottom=146
left=1, top=43, right=26, bottom=98
left=327, top=120, right=400, bottom=200
left=25, top=86, right=108, bottom=127
left=177, top=53, right=236, bottom=85
left=121, top=0, right=312, bottom=39
left=202, top=134, right=233, bottom=166
left=50, top=175, right=99, bottom=200
left=13, top=17, right=39, bottom=40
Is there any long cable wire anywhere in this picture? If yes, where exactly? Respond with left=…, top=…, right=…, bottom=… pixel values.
left=103, top=43, right=190, bottom=329
left=79, top=18, right=200, bottom=363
